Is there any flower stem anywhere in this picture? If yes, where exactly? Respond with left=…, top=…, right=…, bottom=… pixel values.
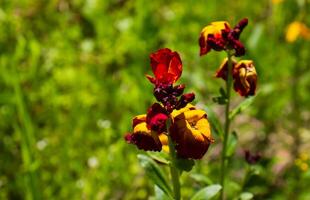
left=220, top=50, right=234, bottom=200
left=168, top=131, right=181, bottom=200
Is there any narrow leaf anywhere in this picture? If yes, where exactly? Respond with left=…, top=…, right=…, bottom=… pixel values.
left=147, top=152, right=170, bottom=165
left=191, top=184, right=222, bottom=200
left=190, top=173, right=213, bottom=185
left=154, top=185, right=173, bottom=200
left=138, top=154, right=173, bottom=198
left=229, top=96, right=256, bottom=121
left=226, top=131, right=238, bottom=158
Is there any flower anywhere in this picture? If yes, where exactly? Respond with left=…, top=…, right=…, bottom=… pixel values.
left=146, top=103, right=168, bottom=132
left=233, top=60, right=257, bottom=97
left=147, top=48, right=182, bottom=85
left=215, top=59, right=257, bottom=97
left=199, top=18, right=248, bottom=57
left=170, top=104, right=213, bottom=159
left=244, top=150, right=261, bottom=165
left=215, top=58, right=237, bottom=80
left=125, top=114, right=167, bottom=151
left=286, top=21, right=310, bottom=43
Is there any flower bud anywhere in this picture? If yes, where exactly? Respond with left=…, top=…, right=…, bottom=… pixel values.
left=176, top=93, right=195, bottom=110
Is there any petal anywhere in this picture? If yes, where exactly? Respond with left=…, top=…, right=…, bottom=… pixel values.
left=132, top=114, right=146, bottom=128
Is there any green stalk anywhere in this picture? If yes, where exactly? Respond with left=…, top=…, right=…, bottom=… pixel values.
left=219, top=50, right=234, bottom=200
left=167, top=120, right=181, bottom=200
left=13, top=71, right=40, bottom=200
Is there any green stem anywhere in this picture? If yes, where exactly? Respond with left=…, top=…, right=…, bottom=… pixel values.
left=220, top=51, right=234, bottom=200
left=167, top=122, right=181, bottom=200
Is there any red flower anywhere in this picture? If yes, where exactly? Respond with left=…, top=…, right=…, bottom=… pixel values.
left=147, top=48, right=182, bottom=85
left=146, top=103, right=168, bottom=132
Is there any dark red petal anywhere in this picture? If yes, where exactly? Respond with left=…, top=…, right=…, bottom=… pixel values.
left=124, top=133, right=133, bottom=143
left=150, top=48, right=182, bottom=84
left=130, top=133, right=162, bottom=151
left=199, top=34, right=211, bottom=56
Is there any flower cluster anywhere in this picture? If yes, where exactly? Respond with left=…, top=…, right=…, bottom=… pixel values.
left=125, top=48, right=213, bottom=159
left=199, top=18, right=248, bottom=57
left=199, top=18, right=257, bottom=97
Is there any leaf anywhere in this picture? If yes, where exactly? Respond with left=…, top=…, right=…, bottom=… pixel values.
left=226, top=131, right=238, bottom=158
left=147, top=152, right=170, bottom=165
left=239, top=192, right=254, bottom=200
left=191, top=184, right=222, bottom=200
left=204, top=106, right=223, bottom=138
left=137, top=154, right=173, bottom=198
left=175, top=158, right=195, bottom=172
left=212, top=96, right=227, bottom=105
left=229, top=96, right=256, bottom=121
left=154, top=185, right=173, bottom=200
left=219, top=87, right=227, bottom=98
left=190, top=173, right=213, bottom=185
left=212, top=87, right=228, bottom=105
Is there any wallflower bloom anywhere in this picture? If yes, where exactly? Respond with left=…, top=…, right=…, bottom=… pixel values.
left=125, top=114, right=167, bottom=151
left=286, top=21, right=310, bottom=43
left=170, top=104, right=213, bottom=159
left=215, top=58, right=237, bottom=80
left=216, top=59, right=257, bottom=97
left=147, top=48, right=182, bottom=85
left=199, top=21, right=229, bottom=55
left=146, top=103, right=168, bottom=132
left=233, top=60, right=257, bottom=97
left=199, top=18, right=248, bottom=57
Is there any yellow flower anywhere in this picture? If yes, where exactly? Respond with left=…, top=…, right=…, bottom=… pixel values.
left=286, top=21, right=310, bottom=43
left=170, top=104, right=213, bottom=159
left=199, top=21, right=230, bottom=55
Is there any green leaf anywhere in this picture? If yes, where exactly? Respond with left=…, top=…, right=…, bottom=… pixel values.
left=137, top=154, right=173, bottom=198
left=239, top=192, right=254, bottom=200
left=204, top=106, right=223, bottom=138
left=190, top=173, right=213, bottom=185
left=226, top=131, right=238, bottom=158
left=219, top=87, right=227, bottom=98
left=212, top=87, right=229, bottom=105
left=191, top=184, right=222, bottom=200
left=229, top=96, right=256, bottom=121
left=154, top=185, right=173, bottom=200
left=175, top=158, right=195, bottom=172
left=212, top=96, right=227, bottom=105
left=147, top=152, right=170, bottom=165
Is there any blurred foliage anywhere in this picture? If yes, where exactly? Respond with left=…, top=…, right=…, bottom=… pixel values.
left=0, top=0, right=309, bottom=199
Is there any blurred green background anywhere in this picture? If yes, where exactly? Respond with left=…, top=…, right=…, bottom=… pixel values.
left=0, top=0, right=309, bottom=199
